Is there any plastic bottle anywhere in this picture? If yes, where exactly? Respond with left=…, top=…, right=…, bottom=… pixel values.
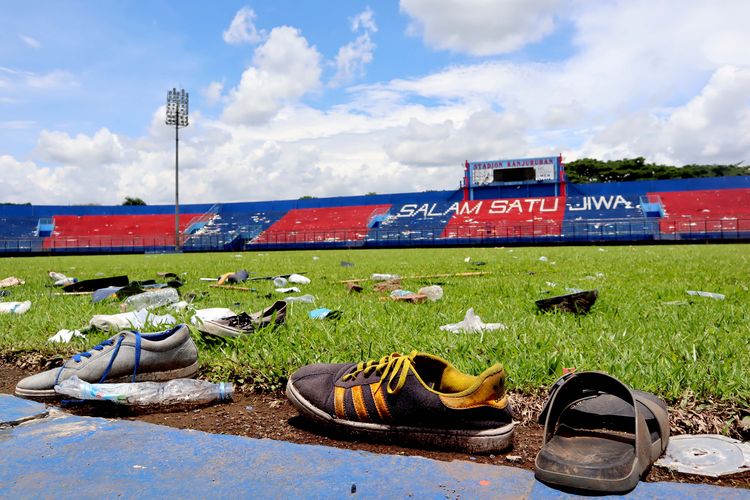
left=273, top=276, right=288, bottom=287
left=120, top=288, right=180, bottom=312
left=54, top=376, right=233, bottom=406
left=371, top=273, right=400, bottom=281
left=284, top=294, right=315, bottom=303
left=418, top=285, right=444, bottom=301
left=288, top=273, right=311, bottom=284
left=0, top=301, right=31, bottom=314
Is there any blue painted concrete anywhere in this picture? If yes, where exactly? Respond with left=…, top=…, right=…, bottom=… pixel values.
left=0, top=394, right=47, bottom=426
left=0, top=397, right=747, bottom=499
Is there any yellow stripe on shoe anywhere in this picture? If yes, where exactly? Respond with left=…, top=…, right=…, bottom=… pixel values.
left=351, top=385, right=370, bottom=422
left=334, top=386, right=346, bottom=418
left=370, top=384, right=392, bottom=421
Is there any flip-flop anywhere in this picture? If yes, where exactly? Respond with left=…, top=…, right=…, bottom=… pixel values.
left=534, top=371, right=669, bottom=493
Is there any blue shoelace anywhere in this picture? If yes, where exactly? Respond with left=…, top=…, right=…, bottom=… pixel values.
left=55, top=331, right=142, bottom=386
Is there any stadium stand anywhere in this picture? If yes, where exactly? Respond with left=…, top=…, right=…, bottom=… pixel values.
left=651, top=188, right=750, bottom=236
left=44, top=214, right=201, bottom=249
left=441, top=197, right=565, bottom=239
left=256, top=205, right=391, bottom=245
left=368, top=201, right=456, bottom=243
left=562, top=194, right=651, bottom=241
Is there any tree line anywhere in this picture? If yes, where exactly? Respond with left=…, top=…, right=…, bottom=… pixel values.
left=564, top=157, right=749, bottom=184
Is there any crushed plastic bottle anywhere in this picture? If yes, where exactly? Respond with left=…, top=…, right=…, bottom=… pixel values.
left=372, top=273, right=400, bottom=281
left=90, top=309, right=176, bottom=332
left=120, top=288, right=179, bottom=312
left=55, top=376, right=233, bottom=406
left=284, top=294, right=315, bottom=303
left=686, top=290, right=725, bottom=300
left=0, top=301, right=31, bottom=314
left=273, top=277, right=288, bottom=287
left=418, top=285, right=443, bottom=301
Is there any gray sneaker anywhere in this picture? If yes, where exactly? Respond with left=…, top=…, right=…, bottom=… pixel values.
left=15, top=324, right=199, bottom=398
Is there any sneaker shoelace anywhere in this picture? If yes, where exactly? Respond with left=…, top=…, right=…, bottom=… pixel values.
left=54, top=331, right=142, bottom=386
left=342, top=351, right=417, bottom=395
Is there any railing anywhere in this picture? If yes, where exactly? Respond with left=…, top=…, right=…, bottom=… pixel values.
left=0, top=217, right=748, bottom=254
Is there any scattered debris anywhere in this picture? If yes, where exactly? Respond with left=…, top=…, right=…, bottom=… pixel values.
left=687, top=290, right=725, bottom=300
left=288, top=274, right=311, bottom=284
left=536, top=289, right=598, bottom=315
left=470, top=261, right=487, bottom=266
left=340, top=261, right=354, bottom=267
left=506, top=455, right=523, bottom=463
left=0, top=290, right=10, bottom=298
left=190, top=308, right=236, bottom=327
left=48, top=329, right=85, bottom=343
left=565, top=287, right=585, bottom=294
left=48, top=272, right=76, bottom=287
left=373, top=279, right=402, bottom=292
left=417, top=285, right=443, bottom=301
left=371, top=273, right=401, bottom=281
left=55, top=376, right=233, bottom=406
left=275, top=287, right=301, bottom=294
left=63, top=275, right=129, bottom=293
left=273, top=277, right=288, bottom=287
left=284, top=294, right=315, bottom=304
left=346, top=282, right=363, bottom=293
left=0, top=301, right=31, bottom=314
left=464, top=257, right=471, bottom=263
left=545, top=282, right=557, bottom=288
left=217, top=269, right=249, bottom=285
left=89, top=309, right=176, bottom=332
left=120, top=288, right=180, bottom=312
left=389, top=290, right=428, bottom=303
left=439, top=308, right=506, bottom=334
left=655, top=434, right=750, bottom=477
left=309, top=308, right=342, bottom=320
left=539, top=256, right=548, bottom=262
left=0, top=276, right=25, bottom=288
left=662, top=300, right=690, bottom=306
left=345, top=271, right=489, bottom=284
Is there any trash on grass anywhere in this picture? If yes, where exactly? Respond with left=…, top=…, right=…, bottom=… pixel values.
left=284, top=294, right=315, bottom=304
left=439, top=308, right=506, bottom=334
left=686, top=290, right=725, bottom=300
left=275, top=287, right=300, bottom=294
left=662, top=300, right=690, bottom=306
left=655, top=434, right=750, bottom=477
left=418, top=285, right=443, bottom=301
left=273, top=277, right=288, bottom=287
left=464, top=257, right=471, bottom=263
left=0, top=301, right=31, bottom=314
left=92, top=286, right=124, bottom=303
left=372, top=273, right=400, bottom=281
left=565, top=287, right=585, bottom=294
left=170, top=301, right=192, bottom=311
left=0, top=276, right=25, bottom=288
left=536, top=289, right=598, bottom=315
left=217, top=269, right=249, bottom=285
left=190, top=308, right=236, bottom=326
left=346, top=282, right=363, bottom=293
left=120, top=288, right=180, bottom=312
left=0, top=290, right=10, bottom=297
left=539, top=256, right=548, bottom=262
left=288, top=273, right=311, bottom=284
left=48, top=329, right=85, bottom=343
left=373, top=279, right=402, bottom=292
left=48, top=272, right=77, bottom=287
left=340, top=261, right=354, bottom=267
left=90, top=309, right=176, bottom=332
left=309, top=308, right=342, bottom=320
left=55, top=375, right=233, bottom=406
left=63, top=275, right=129, bottom=293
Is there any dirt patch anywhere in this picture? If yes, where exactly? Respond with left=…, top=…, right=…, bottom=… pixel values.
left=1, top=359, right=748, bottom=490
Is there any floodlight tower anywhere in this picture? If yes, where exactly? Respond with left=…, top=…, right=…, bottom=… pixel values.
left=166, top=88, right=189, bottom=251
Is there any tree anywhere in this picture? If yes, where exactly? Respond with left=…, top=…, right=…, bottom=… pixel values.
left=298, top=195, right=317, bottom=200
left=365, top=192, right=377, bottom=196
left=122, top=197, right=147, bottom=206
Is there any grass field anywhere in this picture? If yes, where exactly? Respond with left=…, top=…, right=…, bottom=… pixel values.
left=0, top=244, right=748, bottom=404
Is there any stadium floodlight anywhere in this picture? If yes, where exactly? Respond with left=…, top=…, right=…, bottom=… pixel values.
left=166, top=88, right=189, bottom=251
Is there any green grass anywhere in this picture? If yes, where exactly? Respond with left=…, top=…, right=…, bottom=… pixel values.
left=0, top=245, right=748, bottom=403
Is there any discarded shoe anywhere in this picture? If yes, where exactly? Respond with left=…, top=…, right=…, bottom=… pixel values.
left=15, top=324, right=199, bottom=398
left=286, top=351, right=515, bottom=453
left=196, top=300, right=287, bottom=338
left=534, top=371, right=669, bottom=493
left=536, top=289, right=598, bottom=314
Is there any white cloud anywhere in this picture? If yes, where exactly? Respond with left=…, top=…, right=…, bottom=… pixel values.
left=202, top=81, right=224, bottom=106
left=400, top=0, right=560, bottom=56
left=35, top=128, right=125, bottom=168
left=19, top=34, right=41, bottom=49
left=223, top=6, right=265, bottom=45
left=222, top=26, right=322, bottom=125
left=351, top=6, right=377, bottom=33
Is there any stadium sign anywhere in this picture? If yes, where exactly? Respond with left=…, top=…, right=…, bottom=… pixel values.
left=467, top=156, right=560, bottom=187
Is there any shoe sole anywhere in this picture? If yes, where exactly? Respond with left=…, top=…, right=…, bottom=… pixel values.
left=286, top=380, right=515, bottom=453
left=14, top=360, right=201, bottom=398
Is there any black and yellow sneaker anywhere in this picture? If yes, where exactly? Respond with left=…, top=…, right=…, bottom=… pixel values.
left=285, top=351, right=515, bottom=452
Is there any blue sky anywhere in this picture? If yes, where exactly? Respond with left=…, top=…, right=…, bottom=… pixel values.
left=1, top=1, right=749, bottom=205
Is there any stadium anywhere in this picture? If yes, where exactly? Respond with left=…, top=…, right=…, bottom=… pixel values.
left=2, top=155, right=750, bottom=254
